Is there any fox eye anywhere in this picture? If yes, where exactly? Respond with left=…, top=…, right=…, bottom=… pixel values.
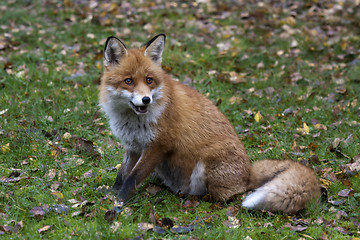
left=146, top=77, right=153, bottom=85
left=124, top=78, right=133, bottom=85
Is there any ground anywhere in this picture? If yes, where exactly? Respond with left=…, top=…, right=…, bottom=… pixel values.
left=0, top=0, right=359, bottom=239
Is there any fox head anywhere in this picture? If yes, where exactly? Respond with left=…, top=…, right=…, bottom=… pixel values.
left=100, top=34, right=166, bottom=115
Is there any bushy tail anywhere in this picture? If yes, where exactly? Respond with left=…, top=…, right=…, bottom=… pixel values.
left=242, top=160, right=321, bottom=214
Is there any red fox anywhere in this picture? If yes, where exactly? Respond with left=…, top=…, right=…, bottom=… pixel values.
left=99, top=34, right=321, bottom=214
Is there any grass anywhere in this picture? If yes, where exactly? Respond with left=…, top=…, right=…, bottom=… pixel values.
left=1, top=0, right=359, bottom=239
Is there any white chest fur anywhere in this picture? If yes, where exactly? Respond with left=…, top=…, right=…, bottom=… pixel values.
left=108, top=111, right=156, bottom=151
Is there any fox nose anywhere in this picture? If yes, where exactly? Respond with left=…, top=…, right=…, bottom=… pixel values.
left=142, top=96, right=151, bottom=104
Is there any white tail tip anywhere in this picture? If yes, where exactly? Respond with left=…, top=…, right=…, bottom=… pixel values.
left=242, top=190, right=267, bottom=209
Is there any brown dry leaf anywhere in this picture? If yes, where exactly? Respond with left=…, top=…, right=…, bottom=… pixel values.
left=44, top=169, right=56, bottom=179
left=334, top=226, right=350, bottom=235
left=308, top=142, right=319, bottom=151
left=50, top=182, right=61, bottom=191
left=104, top=210, right=116, bottom=223
left=83, top=169, right=93, bottom=179
left=0, top=225, right=12, bottom=233
left=94, top=174, right=102, bottom=183
left=338, top=188, right=352, bottom=197
left=69, top=136, right=100, bottom=159
left=30, top=206, right=45, bottom=219
left=226, top=206, right=239, bottom=217
left=336, top=210, right=348, bottom=220
left=160, top=217, right=174, bottom=229
left=137, top=222, right=154, bottom=233
left=149, top=212, right=160, bottom=225
left=146, top=185, right=161, bottom=196
left=346, top=154, right=360, bottom=171
left=322, top=171, right=337, bottom=182
left=38, top=225, right=51, bottom=234
left=284, top=222, right=308, bottom=232
left=13, top=220, right=23, bottom=234
left=183, top=200, right=199, bottom=208
left=110, top=221, right=121, bottom=233
left=223, top=216, right=241, bottom=228
left=228, top=96, right=242, bottom=104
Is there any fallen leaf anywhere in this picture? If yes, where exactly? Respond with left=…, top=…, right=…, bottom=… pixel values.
left=69, top=136, right=100, bottom=159
left=334, top=226, right=350, bottom=235
left=345, top=154, right=360, bottom=171
left=0, top=225, right=12, bottom=233
left=160, top=217, right=174, bottom=229
left=338, top=188, right=351, bottom=197
left=45, top=169, right=56, bottom=179
left=50, top=191, right=64, bottom=200
left=1, top=143, right=10, bottom=153
left=94, top=174, right=102, bottom=183
left=303, top=122, right=310, bottom=134
left=50, top=182, right=61, bottom=191
left=228, top=96, right=242, bottom=104
left=152, top=226, right=166, bottom=234
left=146, top=185, right=161, bottom=196
left=104, top=210, right=116, bottom=223
left=254, top=111, right=262, bottom=122
left=336, top=210, right=348, bottom=219
left=137, top=222, right=154, bottom=233
left=284, top=222, right=308, bottom=232
left=38, top=225, right=51, bottom=234
left=226, top=206, right=239, bottom=217
left=223, top=216, right=241, bottom=228
left=30, top=206, right=45, bottom=219
left=183, top=200, right=199, bottom=208
left=11, top=220, right=23, bottom=234
left=170, top=225, right=192, bottom=234
left=50, top=204, right=69, bottom=213
left=71, top=211, right=83, bottom=217
left=110, top=221, right=121, bottom=233
left=83, top=169, right=93, bottom=179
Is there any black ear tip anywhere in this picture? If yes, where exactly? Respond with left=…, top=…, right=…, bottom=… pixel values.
left=144, top=33, right=166, bottom=48
left=104, top=36, right=127, bottom=51
left=105, top=36, right=117, bottom=45
left=157, top=34, right=166, bottom=43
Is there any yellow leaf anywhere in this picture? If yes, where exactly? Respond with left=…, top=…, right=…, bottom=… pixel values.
left=228, top=96, right=242, bottom=104
left=254, top=111, right=262, bottom=122
left=1, top=143, right=10, bottom=153
left=340, top=41, right=347, bottom=51
left=320, top=178, right=331, bottom=188
left=203, top=216, right=213, bottom=223
left=96, top=63, right=102, bottom=70
left=50, top=191, right=64, bottom=199
left=314, top=123, right=327, bottom=131
left=303, top=122, right=310, bottom=134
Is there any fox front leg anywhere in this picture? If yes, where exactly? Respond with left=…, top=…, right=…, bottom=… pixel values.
left=116, top=147, right=165, bottom=202
left=112, top=151, right=140, bottom=192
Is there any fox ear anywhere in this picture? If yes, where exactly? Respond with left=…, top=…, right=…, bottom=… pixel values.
left=144, top=34, right=166, bottom=65
left=104, top=36, right=128, bottom=67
